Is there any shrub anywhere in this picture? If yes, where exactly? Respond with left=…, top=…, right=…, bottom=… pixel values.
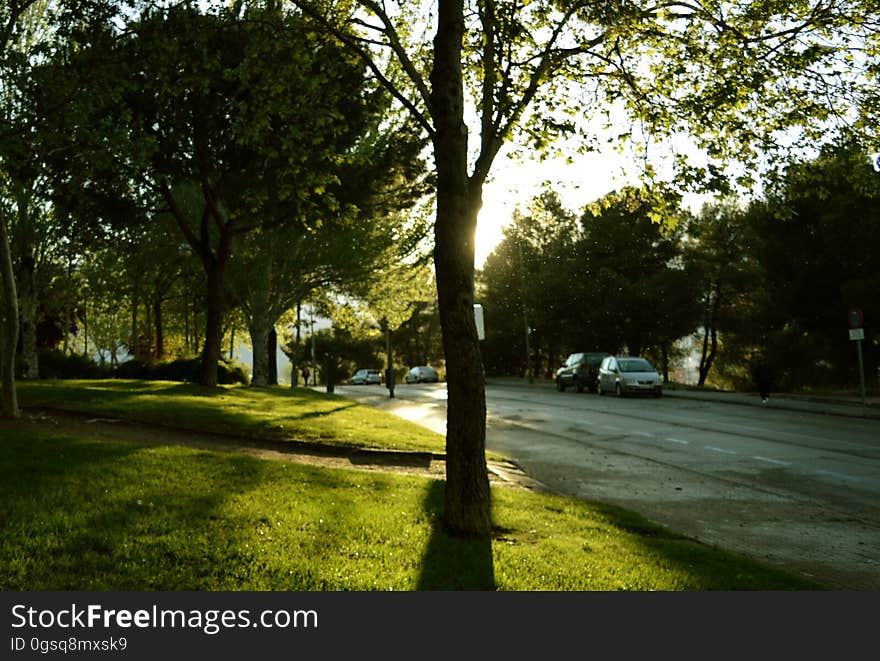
left=36, top=350, right=111, bottom=379
left=114, top=357, right=248, bottom=385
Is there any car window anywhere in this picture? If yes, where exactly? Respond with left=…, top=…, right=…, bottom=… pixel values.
left=618, top=358, right=653, bottom=372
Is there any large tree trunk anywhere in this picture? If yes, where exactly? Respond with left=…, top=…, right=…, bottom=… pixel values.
left=248, top=312, right=271, bottom=387
left=245, top=253, right=274, bottom=387
left=0, top=211, right=20, bottom=418
left=199, top=257, right=227, bottom=387
left=431, top=0, right=491, bottom=537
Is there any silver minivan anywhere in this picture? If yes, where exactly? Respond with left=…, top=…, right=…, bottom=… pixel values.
left=349, top=368, right=382, bottom=385
left=596, top=356, right=663, bottom=397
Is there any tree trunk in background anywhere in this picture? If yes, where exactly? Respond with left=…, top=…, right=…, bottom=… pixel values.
left=17, top=254, right=38, bottom=379
left=153, top=295, right=164, bottom=360
left=130, top=282, right=139, bottom=358
left=0, top=210, right=20, bottom=418
left=431, top=0, right=491, bottom=536
left=82, top=302, right=88, bottom=357
left=267, top=326, right=278, bottom=385
left=291, top=301, right=301, bottom=387
left=698, top=282, right=721, bottom=386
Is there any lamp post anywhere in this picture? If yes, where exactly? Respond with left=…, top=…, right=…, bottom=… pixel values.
left=381, top=318, right=395, bottom=399
left=310, top=313, right=316, bottom=386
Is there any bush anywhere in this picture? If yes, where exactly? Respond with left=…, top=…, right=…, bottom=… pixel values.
left=36, top=350, right=111, bottom=379
left=114, top=357, right=249, bottom=385
left=114, top=359, right=152, bottom=380
left=219, top=359, right=250, bottom=385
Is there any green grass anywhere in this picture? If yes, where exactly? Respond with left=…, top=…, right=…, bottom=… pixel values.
left=0, top=433, right=819, bottom=591
left=17, top=379, right=446, bottom=454
left=3, top=379, right=822, bottom=590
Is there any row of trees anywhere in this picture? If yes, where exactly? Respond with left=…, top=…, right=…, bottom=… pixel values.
left=480, top=142, right=880, bottom=392
left=1, top=3, right=437, bottom=394
left=3, top=0, right=878, bottom=537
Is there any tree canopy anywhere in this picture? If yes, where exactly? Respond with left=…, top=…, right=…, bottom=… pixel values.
left=32, top=4, right=421, bottom=386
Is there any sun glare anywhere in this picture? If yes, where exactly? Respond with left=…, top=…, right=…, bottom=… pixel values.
left=475, top=196, right=512, bottom=267
left=475, top=152, right=620, bottom=267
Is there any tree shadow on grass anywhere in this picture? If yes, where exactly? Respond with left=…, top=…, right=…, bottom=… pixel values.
left=416, top=481, right=496, bottom=590
left=280, top=403, right=359, bottom=421
left=0, top=430, right=272, bottom=590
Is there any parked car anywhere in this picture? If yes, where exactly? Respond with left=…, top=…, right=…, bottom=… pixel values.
left=349, top=368, right=382, bottom=385
left=555, top=352, right=610, bottom=393
left=404, top=366, right=440, bottom=383
left=596, top=356, right=662, bottom=397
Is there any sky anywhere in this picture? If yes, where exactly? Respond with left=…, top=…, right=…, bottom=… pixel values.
left=473, top=129, right=729, bottom=268
left=473, top=144, right=709, bottom=268
left=475, top=150, right=623, bottom=267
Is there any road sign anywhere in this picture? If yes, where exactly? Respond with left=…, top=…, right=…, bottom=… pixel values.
left=849, top=328, right=865, bottom=341
left=848, top=307, right=864, bottom=329
left=473, top=304, right=485, bottom=340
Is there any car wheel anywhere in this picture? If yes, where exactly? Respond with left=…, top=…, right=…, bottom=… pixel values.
left=654, top=390, right=662, bottom=398
left=575, top=379, right=584, bottom=393
left=615, top=382, right=624, bottom=397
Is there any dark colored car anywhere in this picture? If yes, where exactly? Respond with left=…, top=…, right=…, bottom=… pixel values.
left=555, top=352, right=610, bottom=393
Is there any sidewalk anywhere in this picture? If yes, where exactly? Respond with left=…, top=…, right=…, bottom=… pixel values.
left=664, top=387, right=880, bottom=420
left=486, top=377, right=880, bottom=420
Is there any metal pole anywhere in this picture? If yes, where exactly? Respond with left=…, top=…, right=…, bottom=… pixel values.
left=385, top=326, right=395, bottom=399
left=857, top=339, right=867, bottom=410
left=310, top=316, right=316, bottom=386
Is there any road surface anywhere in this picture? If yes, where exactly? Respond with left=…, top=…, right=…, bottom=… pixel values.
left=336, top=380, right=880, bottom=589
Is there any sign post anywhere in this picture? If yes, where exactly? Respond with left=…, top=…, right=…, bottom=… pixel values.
left=848, top=307, right=866, bottom=409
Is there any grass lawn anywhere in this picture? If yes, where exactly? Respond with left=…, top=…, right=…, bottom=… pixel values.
left=2, top=379, right=821, bottom=590
left=17, top=379, right=447, bottom=454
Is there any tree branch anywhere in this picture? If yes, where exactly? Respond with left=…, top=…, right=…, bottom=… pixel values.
left=288, top=0, right=435, bottom=139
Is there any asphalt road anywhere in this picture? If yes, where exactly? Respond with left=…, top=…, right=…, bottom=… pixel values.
left=334, top=380, right=880, bottom=589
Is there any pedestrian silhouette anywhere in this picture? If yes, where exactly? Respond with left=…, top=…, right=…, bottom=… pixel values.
left=751, top=359, right=773, bottom=403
